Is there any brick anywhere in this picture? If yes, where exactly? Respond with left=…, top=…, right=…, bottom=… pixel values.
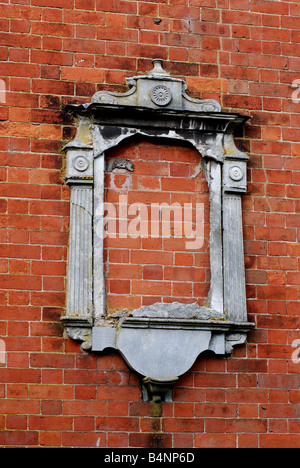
left=163, top=417, right=204, bottom=433
left=227, top=419, right=267, bottom=434
left=129, top=432, right=172, bottom=448
left=9, top=259, right=30, bottom=275
left=62, top=431, right=105, bottom=448
left=161, top=177, right=196, bottom=192
left=223, top=9, right=261, bottom=25
left=76, top=24, right=97, bottom=39
left=97, top=26, right=138, bottom=43
left=160, top=32, right=200, bottom=48
left=256, top=315, right=298, bottom=329
left=109, top=279, right=131, bottom=294
left=195, top=434, right=236, bottom=448
left=32, top=0, right=73, bottom=7
left=0, top=122, right=40, bottom=139
left=143, top=265, right=163, bottom=280
left=0, top=275, right=42, bottom=291
left=29, top=415, right=72, bottom=431
left=260, top=434, right=300, bottom=449
left=96, top=416, right=139, bottom=432
left=30, top=231, right=68, bottom=246
left=127, top=43, right=168, bottom=60
left=164, top=266, right=205, bottom=282
left=0, top=0, right=299, bottom=448
left=32, top=79, right=74, bottom=96
left=0, top=32, right=41, bottom=50
left=61, top=67, right=105, bottom=83
left=107, top=264, right=142, bottom=279
left=187, top=77, right=226, bottom=94
left=64, top=10, right=105, bottom=25
left=138, top=176, right=160, bottom=191
left=6, top=415, right=27, bottom=430
left=131, top=250, right=173, bottom=265
left=174, top=252, right=194, bottom=266
left=0, top=431, right=39, bottom=446
left=97, top=385, right=140, bottom=401
left=106, top=294, right=141, bottom=311
left=131, top=280, right=171, bottom=296
left=96, top=0, right=137, bottom=14
left=32, top=21, right=74, bottom=37
left=40, top=431, right=61, bottom=447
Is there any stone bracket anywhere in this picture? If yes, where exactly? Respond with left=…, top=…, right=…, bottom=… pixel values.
left=141, top=377, right=178, bottom=403
left=91, top=316, right=254, bottom=401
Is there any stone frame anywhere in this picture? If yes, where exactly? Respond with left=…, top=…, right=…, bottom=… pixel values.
left=61, top=60, right=254, bottom=401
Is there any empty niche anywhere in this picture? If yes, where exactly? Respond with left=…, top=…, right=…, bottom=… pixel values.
left=103, top=137, right=211, bottom=315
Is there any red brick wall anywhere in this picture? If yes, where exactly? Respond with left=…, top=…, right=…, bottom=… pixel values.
left=104, top=140, right=210, bottom=312
left=0, top=0, right=299, bottom=448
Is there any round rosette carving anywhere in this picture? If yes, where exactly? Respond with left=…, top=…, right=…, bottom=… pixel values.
left=150, top=85, right=172, bottom=106
left=229, top=165, right=243, bottom=181
left=73, top=155, right=89, bottom=172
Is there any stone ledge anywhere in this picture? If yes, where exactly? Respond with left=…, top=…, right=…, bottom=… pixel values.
left=121, top=317, right=254, bottom=332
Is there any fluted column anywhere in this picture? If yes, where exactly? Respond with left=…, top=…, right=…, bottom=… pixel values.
left=65, top=184, right=93, bottom=323
left=223, top=194, right=247, bottom=322
left=61, top=144, right=94, bottom=349
left=222, top=159, right=248, bottom=322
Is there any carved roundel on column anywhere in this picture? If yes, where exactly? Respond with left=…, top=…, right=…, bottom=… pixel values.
left=150, top=85, right=172, bottom=106
left=229, top=165, right=243, bottom=181
left=73, top=155, right=89, bottom=172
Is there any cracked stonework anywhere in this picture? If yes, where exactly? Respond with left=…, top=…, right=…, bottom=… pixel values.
left=112, top=302, right=224, bottom=321
left=71, top=201, right=92, bottom=217
left=106, top=158, right=134, bottom=172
